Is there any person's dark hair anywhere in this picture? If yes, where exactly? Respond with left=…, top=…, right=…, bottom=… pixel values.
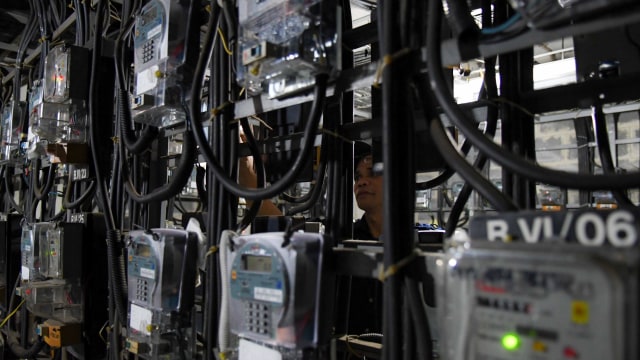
left=353, top=141, right=372, bottom=174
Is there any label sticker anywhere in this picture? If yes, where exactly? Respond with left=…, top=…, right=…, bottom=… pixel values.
left=130, top=303, right=153, bottom=335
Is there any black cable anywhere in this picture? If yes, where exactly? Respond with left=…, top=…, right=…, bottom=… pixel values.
left=429, top=116, right=517, bottom=211
left=63, top=177, right=96, bottom=210
left=89, top=0, right=116, bottom=231
left=426, top=0, right=640, bottom=190
left=115, top=89, right=158, bottom=154
left=591, top=104, right=635, bottom=207
left=402, top=284, right=416, bottom=360
left=189, top=1, right=328, bottom=201
left=114, top=8, right=158, bottom=154
left=120, top=101, right=196, bottom=204
left=406, top=277, right=433, bottom=360
left=444, top=0, right=503, bottom=234
left=441, top=0, right=479, bottom=39
left=4, top=275, right=45, bottom=359
left=32, top=160, right=56, bottom=201
left=195, top=164, right=207, bottom=210
left=234, top=118, right=264, bottom=233
left=287, top=140, right=328, bottom=216
left=4, top=166, right=24, bottom=215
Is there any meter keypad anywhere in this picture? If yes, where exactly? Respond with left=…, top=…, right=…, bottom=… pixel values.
left=135, top=278, right=149, bottom=302
left=142, top=40, right=155, bottom=64
left=244, top=302, right=271, bottom=336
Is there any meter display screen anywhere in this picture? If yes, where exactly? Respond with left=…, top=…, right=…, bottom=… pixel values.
left=135, top=244, right=152, bottom=257
left=242, top=254, right=272, bottom=272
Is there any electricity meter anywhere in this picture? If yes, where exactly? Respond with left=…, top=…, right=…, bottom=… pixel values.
left=132, top=0, right=198, bottom=128
left=438, top=242, right=638, bottom=360
left=236, top=0, right=338, bottom=98
left=227, top=231, right=330, bottom=355
left=43, top=46, right=89, bottom=104
left=20, top=222, right=84, bottom=323
left=21, top=222, right=54, bottom=282
left=125, top=229, right=198, bottom=359
left=0, top=100, right=23, bottom=164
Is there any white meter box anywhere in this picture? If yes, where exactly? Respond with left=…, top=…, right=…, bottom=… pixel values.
left=437, top=242, right=638, bottom=360
left=227, top=231, right=329, bottom=351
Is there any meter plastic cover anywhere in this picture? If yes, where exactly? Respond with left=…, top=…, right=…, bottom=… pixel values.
left=437, top=242, right=638, bottom=360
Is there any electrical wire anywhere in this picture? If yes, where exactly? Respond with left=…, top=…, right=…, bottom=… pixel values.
left=63, top=176, right=96, bottom=210
left=286, top=143, right=328, bottom=216
left=481, top=13, right=522, bottom=35
left=189, top=0, right=328, bottom=201
left=426, top=0, right=640, bottom=191
left=234, top=117, right=264, bottom=233
left=591, top=104, right=635, bottom=207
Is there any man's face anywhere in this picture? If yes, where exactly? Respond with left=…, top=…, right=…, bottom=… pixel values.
left=353, top=155, right=383, bottom=213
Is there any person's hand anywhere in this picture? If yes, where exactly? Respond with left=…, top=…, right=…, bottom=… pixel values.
left=237, top=130, right=282, bottom=216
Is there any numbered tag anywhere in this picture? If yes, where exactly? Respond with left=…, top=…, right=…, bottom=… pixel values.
left=468, top=209, right=640, bottom=248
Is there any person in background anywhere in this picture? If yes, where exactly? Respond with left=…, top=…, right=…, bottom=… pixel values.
left=352, top=141, right=383, bottom=240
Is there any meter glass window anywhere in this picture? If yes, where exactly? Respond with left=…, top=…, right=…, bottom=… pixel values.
left=242, top=254, right=272, bottom=272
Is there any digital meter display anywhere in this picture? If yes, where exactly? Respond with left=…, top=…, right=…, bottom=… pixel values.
left=242, top=254, right=272, bottom=272
left=135, top=244, right=152, bottom=257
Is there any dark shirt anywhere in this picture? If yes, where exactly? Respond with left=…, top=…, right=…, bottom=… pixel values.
left=353, top=214, right=376, bottom=240
left=340, top=214, right=383, bottom=336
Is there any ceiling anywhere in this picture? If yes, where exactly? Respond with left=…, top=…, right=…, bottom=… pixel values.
left=0, top=3, right=32, bottom=77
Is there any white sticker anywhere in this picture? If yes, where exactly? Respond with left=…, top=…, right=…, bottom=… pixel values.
left=23, top=245, right=31, bottom=252
left=147, top=25, right=162, bottom=40
left=129, top=303, right=153, bottom=335
left=140, top=267, right=155, bottom=279
left=135, top=66, right=158, bottom=95
left=21, top=266, right=29, bottom=281
left=254, top=287, right=283, bottom=303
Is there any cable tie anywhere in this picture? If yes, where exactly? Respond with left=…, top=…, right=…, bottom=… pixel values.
left=206, top=245, right=218, bottom=257
left=372, top=48, right=412, bottom=88
left=210, top=102, right=232, bottom=117
left=377, top=248, right=420, bottom=282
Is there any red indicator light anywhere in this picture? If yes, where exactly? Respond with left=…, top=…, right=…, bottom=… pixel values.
left=563, top=346, right=579, bottom=359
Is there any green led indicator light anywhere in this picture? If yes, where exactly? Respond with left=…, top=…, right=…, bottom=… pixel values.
left=501, top=333, right=520, bottom=351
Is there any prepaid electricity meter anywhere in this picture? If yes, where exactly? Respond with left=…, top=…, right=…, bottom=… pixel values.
left=132, top=0, right=197, bottom=128
left=227, top=231, right=329, bottom=355
left=0, top=100, right=22, bottom=164
left=438, top=242, right=638, bottom=360
left=126, top=229, right=198, bottom=359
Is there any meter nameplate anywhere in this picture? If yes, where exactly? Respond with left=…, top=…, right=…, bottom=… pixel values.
left=468, top=208, right=640, bottom=247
